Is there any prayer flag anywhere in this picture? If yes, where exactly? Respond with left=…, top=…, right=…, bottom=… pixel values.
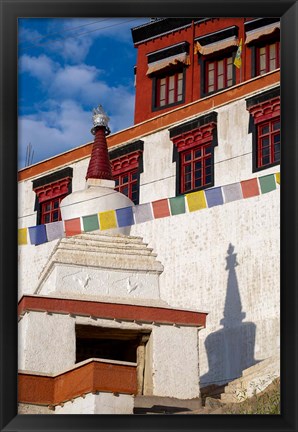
left=186, top=190, right=207, bottom=212
left=241, top=178, right=260, bottom=199
left=222, top=183, right=243, bottom=203
left=205, top=187, right=224, bottom=208
left=259, top=174, right=276, bottom=194
left=234, top=38, right=242, bottom=69
left=169, top=196, right=186, bottom=215
left=64, top=218, right=81, bottom=237
left=99, top=210, right=117, bottom=230
left=152, top=199, right=170, bottom=219
left=133, top=203, right=153, bottom=224
left=28, top=225, right=48, bottom=245
left=116, top=207, right=135, bottom=228
left=83, top=214, right=99, bottom=232
left=18, top=228, right=28, bottom=245
left=45, top=221, right=64, bottom=242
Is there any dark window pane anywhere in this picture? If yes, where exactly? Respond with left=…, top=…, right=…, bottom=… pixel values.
left=121, top=186, right=129, bottom=196
left=206, top=175, right=212, bottom=184
left=273, top=134, right=280, bottom=144
left=262, top=156, right=270, bottom=165
left=195, top=170, right=201, bottom=179
left=261, top=137, right=269, bottom=147
left=205, top=146, right=212, bottom=155
left=44, top=214, right=50, bottom=223
left=53, top=211, right=59, bottom=221
left=185, top=173, right=191, bottom=183
left=206, top=166, right=212, bottom=175
left=261, top=125, right=269, bottom=135
left=185, top=164, right=192, bottom=173
left=184, top=153, right=192, bottom=162
left=274, top=152, right=280, bottom=162
left=195, top=149, right=201, bottom=158
left=195, top=179, right=201, bottom=188
left=274, top=143, right=280, bottom=153
left=262, top=147, right=270, bottom=156
left=123, top=175, right=129, bottom=184
left=184, top=182, right=191, bottom=191
left=45, top=203, right=51, bottom=211
left=132, top=172, right=138, bottom=181
left=53, top=200, right=59, bottom=209
left=132, top=183, right=138, bottom=192
left=205, top=157, right=212, bottom=167
left=273, top=121, right=280, bottom=131
left=115, top=179, right=119, bottom=187
left=195, top=161, right=201, bottom=170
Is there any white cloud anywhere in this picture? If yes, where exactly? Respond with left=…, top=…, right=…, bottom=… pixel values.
left=19, top=54, right=58, bottom=84
left=18, top=100, right=93, bottom=168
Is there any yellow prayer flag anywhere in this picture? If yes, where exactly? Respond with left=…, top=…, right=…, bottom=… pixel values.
left=18, top=228, right=28, bottom=245
left=275, top=172, right=280, bottom=184
left=234, top=38, right=242, bottom=69
left=186, top=190, right=207, bottom=212
left=99, top=210, right=117, bottom=230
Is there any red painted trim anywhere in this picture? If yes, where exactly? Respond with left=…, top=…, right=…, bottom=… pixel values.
left=247, top=96, right=280, bottom=124
left=18, top=359, right=137, bottom=406
left=172, top=123, right=216, bottom=152
left=111, top=150, right=142, bottom=176
left=34, top=177, right=71, bottom=203
left=18, top=295, right=207, bottom=327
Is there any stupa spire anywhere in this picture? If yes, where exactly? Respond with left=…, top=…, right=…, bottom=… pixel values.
left=85, top=105, right=113, bottom=181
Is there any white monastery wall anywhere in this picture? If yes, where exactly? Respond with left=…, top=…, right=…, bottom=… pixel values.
left=130, top=189, right=280, bottom=386
left=18, top=313, right=200, bottom=399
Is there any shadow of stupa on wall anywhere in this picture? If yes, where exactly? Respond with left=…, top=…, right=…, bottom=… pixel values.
left=200, top=243, right=258, bottom=388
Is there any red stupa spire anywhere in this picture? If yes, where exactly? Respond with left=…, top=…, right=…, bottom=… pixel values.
left=86, top=105, right=113, bottom=181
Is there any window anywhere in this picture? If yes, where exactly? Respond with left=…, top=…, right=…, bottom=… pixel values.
left=257, top=118, right=280, bottom=168
left=115, top=171, right=139, bottom=204
left=246, top=87, right=280, bottom=172
left=256, top=41, right=280, bottom=76
left=170, top=112, right=217, bottom=195
left=206, top=56, right=233, bottom=94
left=109, top=140, right=144, bottom=205
left=32, top=167, right=73, bottom=225
left=40, top=196, right=66, bottom=224
left=181, top=144, right=213, bottom=193
left=155, top=70, right=184, bottom=108
left=147, top=42, right=189, bottom=112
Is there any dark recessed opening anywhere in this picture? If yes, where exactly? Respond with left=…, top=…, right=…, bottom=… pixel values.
left=75, top=324, right=150, bottom=364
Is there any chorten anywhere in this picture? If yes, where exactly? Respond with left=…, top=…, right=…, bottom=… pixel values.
left=60, top=105, right=134, bottom=234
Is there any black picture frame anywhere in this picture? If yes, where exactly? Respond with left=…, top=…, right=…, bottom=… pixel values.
left=1, top=1, right=297, bottom=431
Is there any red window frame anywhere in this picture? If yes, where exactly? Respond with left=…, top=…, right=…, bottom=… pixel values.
left=205, top=55, right=233, bottom=94
left=111, top=150, right=143, bottom=205
left=40, top=195, right=67, bottom=224
left=181, top=143, right=213, bottom=193
left=257, top=118, right=280, bottom=168
left=33, top=177, right=71, bottom=225
left=256, top=41, right=280, bottom=76
left=114, top=170, right=139, bottom=204
left=155, top=70, right=183, bottom=108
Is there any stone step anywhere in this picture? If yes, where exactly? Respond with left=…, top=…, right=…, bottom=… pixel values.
left=59, top=243, right=157, bottom=257
left=73, top=233, right=145, bottom=244
left=133, top=396, right=202, bottom=414
left=242, top=355, right=279, bottom=377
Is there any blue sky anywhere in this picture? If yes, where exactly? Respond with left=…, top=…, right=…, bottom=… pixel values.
left=18, top=18, right=148, bottom=168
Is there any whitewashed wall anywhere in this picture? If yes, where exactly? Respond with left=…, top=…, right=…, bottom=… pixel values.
left=18, top=85, right=280, bottom=388
left=18, top=313, right=200, bottom=399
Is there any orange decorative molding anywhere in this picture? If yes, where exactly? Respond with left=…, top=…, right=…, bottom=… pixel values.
left=18, top=359, right=137, bottom=406
left=18, top=295, right=207, bottom=327
left=18, top=71, right=279, bottom=182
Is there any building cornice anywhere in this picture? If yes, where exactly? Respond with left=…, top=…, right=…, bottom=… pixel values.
left=18, top=70, right=280, bottom=183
